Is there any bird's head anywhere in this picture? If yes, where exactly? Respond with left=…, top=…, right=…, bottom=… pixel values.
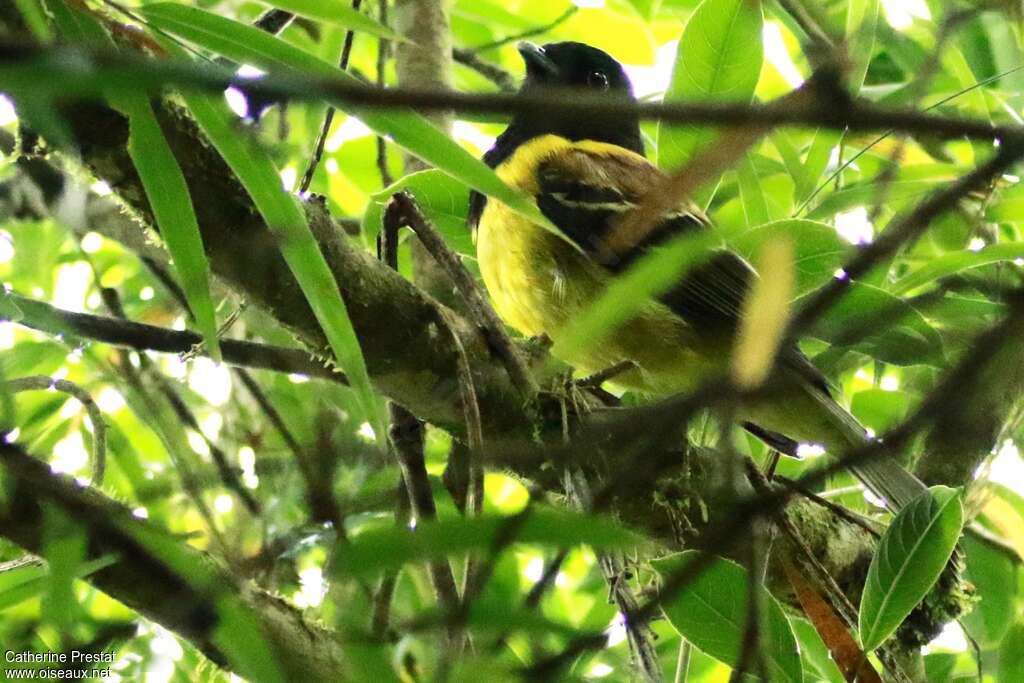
left=511, top=41, right=643, bottom=154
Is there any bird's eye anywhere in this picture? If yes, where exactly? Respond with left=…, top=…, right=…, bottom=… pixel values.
left=587, top=70, right=609, bottom=89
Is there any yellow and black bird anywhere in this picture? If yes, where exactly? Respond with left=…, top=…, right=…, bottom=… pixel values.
left=469, top=41, right=926, bottom=511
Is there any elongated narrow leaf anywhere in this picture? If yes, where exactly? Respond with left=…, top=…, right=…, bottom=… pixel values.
left=139, top=3, right=547, bottom=228
left=551, top=229, right=720, bottom=363
left=859, top=486, right=964, bottom=651
left=653, top=551, right=803, bottom=683
left=332, top=508, right=645, bottom=578
left=736, top=154, right=771, bottom=227
left=178, top=85, right=384, bottom=441
left=258, top=0, right=403, bottom=40
left=846, top=0, right=880, bottom=93
left=890, top=242, right=1024, bottom=295
left=109, top=92, right=221, bottom=361
left=657, top=0, right=764, bottom=191
left=13, top=0, right=52, bottom=42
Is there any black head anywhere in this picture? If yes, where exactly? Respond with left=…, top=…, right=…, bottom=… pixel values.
left=519, top=41, right=635, bottom=96
left=508, top=41, right=643, bottom=155
left=468, top=42, right=644, bottom=229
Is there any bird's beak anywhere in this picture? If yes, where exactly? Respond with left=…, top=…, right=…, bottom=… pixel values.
left=518, top=41, right=558, bottom=78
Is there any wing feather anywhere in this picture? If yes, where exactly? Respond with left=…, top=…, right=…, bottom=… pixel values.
left=535, top=145, right=832, bottom=396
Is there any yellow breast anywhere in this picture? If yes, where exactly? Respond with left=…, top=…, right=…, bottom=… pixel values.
left=475, top=135, right=710, bottom=394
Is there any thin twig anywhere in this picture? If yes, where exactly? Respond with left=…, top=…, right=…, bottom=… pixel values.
left=7, top=46, right=1024, bottom=144
left=467, top=7, right=578, bottom=53
left=4, top=376, right=106, bottom=485
left=1, top=293, right=346, bottom=383
left=565, top=471, right=663, bottom=683
left=452, top=48, right=516, bottom=92
left=298, top=0, right=363, bottom=193
left=388, top=191, right=537, bottom=399
left=375, top=0, right=394, bottom=188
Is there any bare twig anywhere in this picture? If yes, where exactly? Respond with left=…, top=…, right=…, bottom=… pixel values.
left=388, top=191, right=537, bottom=399
left=453, top=48, right=516, bottom=91
left=5, top=45, right=1022, bottom=144
left=4, top=375, right=106, bottom=485
left=299, top=0, right=363, bottom=193
left=1, top=293, right=346, bottom=383
left=466, top=7, right=577, bottom=53
left=375, top=0, right=394, bottom=187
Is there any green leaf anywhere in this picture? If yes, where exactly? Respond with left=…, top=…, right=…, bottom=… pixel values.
left=257, top=0, right=404, bottom=41
left=138, top=3, right=548, bottom=229
left=736, top=154, right=770, bottom=227
left=0, top=290, right=23, bottom=322
left=859, top=486, right=964, bottom=651
left=846, top=0, right=880, bottom=92
left=1000, top=621, right=1024, bottom=683
left=959, top=535, right=1017, bottom=646
left=0, top=556, right=116, bottom=612
left=890, top=242, right=1024, bottom=295
left=175, top=71, right=384, bottom=445
left=731, top=219, right=849, bottom=295
left=13, top=0, right=53, bottom=42
left=806, top=180, right=940, bottom=220
left=657, top=0, right=764, bottom=189
left=107, top=92, right=221, bottom=361
left=363, top=170, right=473, bottom=258
left=551, top=229, right=721, bottom=363
left=801, top=281, right=944, bottom=366
left=653, top=550, right=803, bottom=683
left=332, top=508, right=645, bottom=578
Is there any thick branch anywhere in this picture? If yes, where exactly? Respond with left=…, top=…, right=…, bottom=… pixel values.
left=0, top=442, right=347, bottom=681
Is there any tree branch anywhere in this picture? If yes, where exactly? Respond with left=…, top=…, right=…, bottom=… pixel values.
left=0, top=441, right=348, bottom=681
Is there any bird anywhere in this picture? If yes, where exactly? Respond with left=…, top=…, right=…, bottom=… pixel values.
left=468, top=40, right=927, bottom=512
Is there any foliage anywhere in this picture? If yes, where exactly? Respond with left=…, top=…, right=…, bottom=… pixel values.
left=1, top=0, right=1024, bottom=681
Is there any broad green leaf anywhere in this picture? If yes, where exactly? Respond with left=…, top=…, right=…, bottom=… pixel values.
left=801, top=281, right=944, bottom=366
left=363, top=170, right=473, bottom=258
left=109, top=92, right=221, bottom=361
left=1000, top=621, right=1024, bottom=683
left=850, top=388, right=909, bottom=433
left=890, top=242, right=1024, bottom=295
left=332, top=508, right=645, bottom=578
left=653, top=550, right=803, bottom=683
left=258, top=0, right=404, bottom=41
left=174, top=61, right=384, bottom=445
left=139, top=4, right=548, bottom=230
left=959, top=535, right=1016, bottom=646
left=731, top=219, right=850, bottom=295
left=859, top=486, right=964, bottom=651
left=657, top=0, right=764, bottom=194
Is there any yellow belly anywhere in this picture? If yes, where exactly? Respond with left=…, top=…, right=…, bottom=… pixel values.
left=475, top=138, right=715, bottom=395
